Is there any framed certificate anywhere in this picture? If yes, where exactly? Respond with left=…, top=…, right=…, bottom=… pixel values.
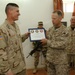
left=28, top=28, right=46, bottom=42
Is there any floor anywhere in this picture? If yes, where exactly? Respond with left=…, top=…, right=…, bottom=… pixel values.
left=69, top=68, right=75, bottom=75
left=26, top=68, right=47, bottom=75
left=26, top=68, right=75, bottom=75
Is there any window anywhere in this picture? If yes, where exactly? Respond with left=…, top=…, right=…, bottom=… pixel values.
left=63, top=0, right=75, bottom=12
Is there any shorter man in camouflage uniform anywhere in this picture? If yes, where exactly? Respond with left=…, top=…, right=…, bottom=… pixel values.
left=67, top=16, right=75, bottom=69
left=41, top=10, right=69, bottom=75
left=0, top=3, right=29, bottom=75
left=33, top=21, right=47, bottom=74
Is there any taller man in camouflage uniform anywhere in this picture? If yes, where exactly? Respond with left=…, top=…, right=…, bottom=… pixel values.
left=0, top=3, right=29, bottom=75
left=67, top=16, right=75, bottom=69
left=41, top=10, right=69, bottom=75
left=33, top=21, right=47, bottom=74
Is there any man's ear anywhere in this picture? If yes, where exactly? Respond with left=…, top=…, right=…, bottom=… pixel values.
left=8, top=8, right=13, bottom=15
left=60, top=16, right=63, bottom=20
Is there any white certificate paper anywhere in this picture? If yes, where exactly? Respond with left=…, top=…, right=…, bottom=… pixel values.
left=28, top=28, right=46, bottom=41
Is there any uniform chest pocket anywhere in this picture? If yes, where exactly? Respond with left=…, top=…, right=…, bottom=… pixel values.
left=8, top=29, right=16, bottom=37
left=8, top=29, right=21, bottom=40
left=53, top=32, right=61, bottom=38
left=8, top=32, right=16, bottom=40
left=54, top=32, right=65, bottom=41
left=8, top=30, right=18, bottom=44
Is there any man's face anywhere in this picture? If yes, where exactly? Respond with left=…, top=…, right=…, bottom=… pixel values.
left=52, top=13, right=61, bottom=27
left=9, top=7, right=20, bottom=21
left=38, top=25, right=43, bottom=28
left=70, top=16, right=75, bottom=28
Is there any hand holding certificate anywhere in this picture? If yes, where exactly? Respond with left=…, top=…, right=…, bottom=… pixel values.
left=28, top=28, right=46, bottom=42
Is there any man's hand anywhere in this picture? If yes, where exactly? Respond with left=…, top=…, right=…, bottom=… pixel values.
left=40, top=39, right=47, bottom=45
left=25, top=32, right=30, bottom=39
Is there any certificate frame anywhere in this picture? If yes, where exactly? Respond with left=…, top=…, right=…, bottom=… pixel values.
left=28, top=28, right=46, bottom=42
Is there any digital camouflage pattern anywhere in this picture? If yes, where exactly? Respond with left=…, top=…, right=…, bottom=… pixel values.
left=67, top=27, right=75, bottom=68
left=46, top=25, right=69, bottom=75
left=0, top=20, right=27, bottom=74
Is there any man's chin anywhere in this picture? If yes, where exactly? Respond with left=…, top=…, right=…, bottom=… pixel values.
left=14, top=18, right=18, bottom=21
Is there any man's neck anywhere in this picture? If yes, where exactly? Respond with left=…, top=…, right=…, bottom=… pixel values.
left=70, top=25, right=75, bottom=30
left=7, top=17, right=14, bottom=25
left=54, top=23, right=61, bottom=29
left=6, top=18, right=16, bottom=28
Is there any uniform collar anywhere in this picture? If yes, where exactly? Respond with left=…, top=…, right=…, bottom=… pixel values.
left=4, top=19, right=17, bottom=31
left=54, top=24, right=65, bottom=31
left=69, top=26, right=75, bottom=31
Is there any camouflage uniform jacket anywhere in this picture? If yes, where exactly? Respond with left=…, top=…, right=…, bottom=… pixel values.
left=67, top=27, right=75, bottom=54
left=46, top=25, right=68, bottom=64
left=0, top=20, right=27, bottom=74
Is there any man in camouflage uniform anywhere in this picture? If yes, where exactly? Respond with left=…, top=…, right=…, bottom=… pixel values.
left=0, top=3, right=29, bottom=75
left=33, top=21, right=47, bottom=74
left=41, top=10, right=69, bottom=75
left=67, top=16, right=75, bottom=69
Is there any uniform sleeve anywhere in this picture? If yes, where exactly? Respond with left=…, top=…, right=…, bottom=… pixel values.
left=21, top=34, right=28, bottom=42
left=0, top=29, right=9, bottom=74
left=47, top=29, right=68, bottom=50
left=16, top=24, right=28, bottom=42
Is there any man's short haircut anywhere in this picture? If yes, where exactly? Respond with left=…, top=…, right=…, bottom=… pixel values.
left=53, top=10, right=63, bottom=17
left=5, top=3, right=19, bottom=14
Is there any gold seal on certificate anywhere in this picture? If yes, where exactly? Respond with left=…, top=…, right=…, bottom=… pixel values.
left=28, top=28, right=46, bottom=42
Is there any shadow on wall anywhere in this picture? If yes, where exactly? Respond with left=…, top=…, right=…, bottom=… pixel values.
left=61, top=21, right=67, bottom=27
